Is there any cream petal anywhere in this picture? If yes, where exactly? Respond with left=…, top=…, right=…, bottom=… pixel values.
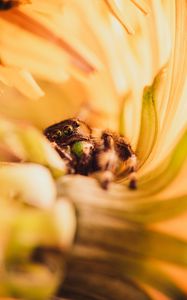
left=0, top=162, right=56, bottom=208
left=0, top=65, right=44, bottom=99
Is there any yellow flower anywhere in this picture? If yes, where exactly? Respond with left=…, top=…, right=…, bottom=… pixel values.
left=0, top=1, right=187, bottom=299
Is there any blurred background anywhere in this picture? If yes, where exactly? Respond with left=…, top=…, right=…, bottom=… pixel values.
left=0, top=1, right=187, bottom=300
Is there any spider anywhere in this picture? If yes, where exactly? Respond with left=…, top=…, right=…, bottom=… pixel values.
left=0, top=0, right=28, bottom=10
left=44, top=118, right=137, bottom=190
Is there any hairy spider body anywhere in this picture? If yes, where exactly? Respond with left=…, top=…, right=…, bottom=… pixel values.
left=0, top=0, right=18, bottom=10
left=0, top=0, right=29, bottom=10
left=44, top=118, right=137, bottom=190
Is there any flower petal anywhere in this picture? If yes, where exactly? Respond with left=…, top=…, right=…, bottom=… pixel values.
left=0, top=7, right=100, bottom=79
left=0, top=118, right=66, bottom=177
left=139, top=129, right=187, bottom=195
left=57, top=175, right=187, bottom=299
left=0, top=162, right=56, bottom=208
left=136, top=73, right=159, bottom=165
left=0, top=65, right=44, bottom=99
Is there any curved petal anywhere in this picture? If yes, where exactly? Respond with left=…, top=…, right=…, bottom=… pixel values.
left=0, top=162, right=56, bottom=208
left=0, top=118, right=66, bottom=176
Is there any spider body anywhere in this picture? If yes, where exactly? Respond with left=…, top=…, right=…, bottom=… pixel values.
left=0, top=0, right=29, bottom=10
left=44, top=118, right=137, bottom=189
left=0, top=0, right=18, bottom=10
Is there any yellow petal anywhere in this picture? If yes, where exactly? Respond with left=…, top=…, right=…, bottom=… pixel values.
left=0, top=162, right=56, bottom=209
left=0, top=65, right=44, bottom=99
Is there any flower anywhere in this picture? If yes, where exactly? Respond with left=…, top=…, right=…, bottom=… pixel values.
left=0, top=1, right=187, bottom=300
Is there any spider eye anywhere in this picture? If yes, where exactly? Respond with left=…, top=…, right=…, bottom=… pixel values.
left=52, top=129, right=62, bottom=138
left=63, top=125, right=74, bottom=136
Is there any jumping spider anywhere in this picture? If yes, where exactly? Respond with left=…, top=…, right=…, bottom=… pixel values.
left=0, top=0, right=29, bottom=10
left=44, top=118, right=137, bottom=190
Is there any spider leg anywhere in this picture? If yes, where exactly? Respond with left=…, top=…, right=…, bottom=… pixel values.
left=94, top=132, right=118, bottom=190
left=126, top=154, right=137, bottom=189
left=52, top=143, right=75, bottom=174
left=114, top=135, right=138, bottom=190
